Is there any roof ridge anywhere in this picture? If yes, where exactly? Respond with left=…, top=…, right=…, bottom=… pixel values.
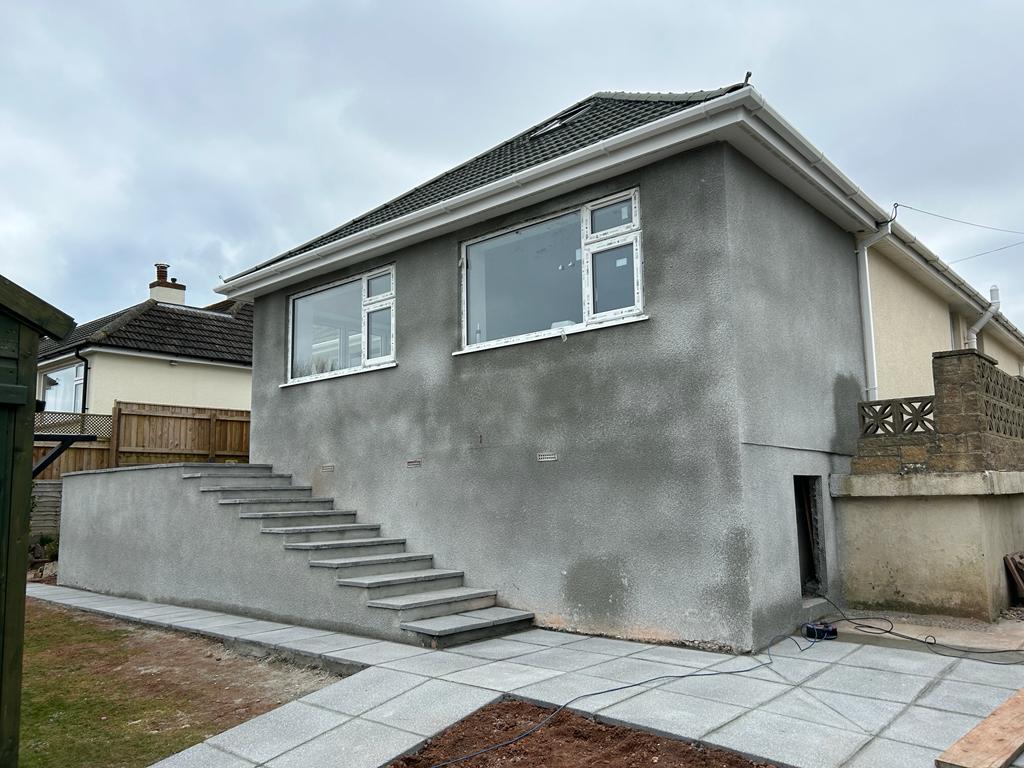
left=593, top=86, right=746, bottom=102
left=85, top=300, right=155, bottom=345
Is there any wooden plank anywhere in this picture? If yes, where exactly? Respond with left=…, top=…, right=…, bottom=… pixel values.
left=936, top=688, right=1024, bottom=768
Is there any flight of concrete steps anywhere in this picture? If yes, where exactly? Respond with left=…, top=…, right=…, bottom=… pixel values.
left=184, top=463, right=533, bottom=647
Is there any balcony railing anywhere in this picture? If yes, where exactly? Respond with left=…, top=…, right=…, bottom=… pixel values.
left=859, top=396, right=935, bottom=437
left=34, top=411, right=113, bottom=440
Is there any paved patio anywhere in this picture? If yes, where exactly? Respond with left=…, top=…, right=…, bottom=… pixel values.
left=26, top=582, right=1024, bottom=768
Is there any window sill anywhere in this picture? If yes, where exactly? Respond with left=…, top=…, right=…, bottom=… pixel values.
left=453, top=313, right=649, bottom=357
left=279, top=360, right=397, bottom=388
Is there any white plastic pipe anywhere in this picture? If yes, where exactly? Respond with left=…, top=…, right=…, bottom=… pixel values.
left=966, top=285, right=1000, bottom=349
left=856, top=225, right=890, bottom=400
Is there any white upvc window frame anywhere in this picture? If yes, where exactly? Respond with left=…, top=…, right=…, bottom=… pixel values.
left=284, top=264, right=396, bottom=387
left=457, top=188, right=645, bottom=355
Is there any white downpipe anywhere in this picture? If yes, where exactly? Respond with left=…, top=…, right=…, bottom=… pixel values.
left=856, top=225, right=890, bottom=401
left=966, top=285, right=1000, bottom=349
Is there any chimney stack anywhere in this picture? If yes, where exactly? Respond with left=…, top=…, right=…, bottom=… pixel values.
left=149, top=263, right=186, bottom=304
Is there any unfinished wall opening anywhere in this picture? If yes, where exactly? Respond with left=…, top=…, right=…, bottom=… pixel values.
left=793, top=475, right=825, bottom=597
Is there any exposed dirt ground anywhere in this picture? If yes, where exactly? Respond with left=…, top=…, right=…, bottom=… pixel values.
left=390, top=700, right=777, bottom=768
left=22, top=598, right=335, bottom=768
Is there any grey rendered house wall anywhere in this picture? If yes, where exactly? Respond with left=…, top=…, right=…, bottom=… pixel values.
left=723, top=147, right=863, bottom=646
left=250, top=143, right=861, bottom=650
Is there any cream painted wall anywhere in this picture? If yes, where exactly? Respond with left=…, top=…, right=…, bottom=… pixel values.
left=81, top=351, right=251, bottom=413
left=980, top=329, right=1024, bottom=377
left=868, top=248, right=953, bottom=398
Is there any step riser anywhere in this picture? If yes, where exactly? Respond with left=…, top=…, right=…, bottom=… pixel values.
left=207, top=488, right=312, bottom=500
left=300, top=542, right=407, bottom=559
left=312, top=557, right=434, bottom=577
left=395, top=595, right=496, bottom=622
left=360, top=575, right=465, bottom=599
left=194, top=475, right=293, bottom=488
left=225, top=499, right=334, bottom=513
left=240, top=513, right=357, bottom=526
left=281, top=528, right=381, bottom=543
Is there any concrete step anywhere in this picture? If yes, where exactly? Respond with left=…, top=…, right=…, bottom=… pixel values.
left=238, top=509, right=357, bottom=525
left=203, top=486, right=313, bottom=500
left=284, top=537, right=407, bottom=558
left=261, top=523, right=381, bottom=542
left=182, top=463, right=274, bottom=475
left=185, top=472, right=295, bottom=488
left=336, top=569, right=465, bottom=598
left=219, top=497, right=335, bottom=513
left=309, top=553, right=435, bottom=576
left=367, top=587, right=496, bottom=621
left=401, top=607, right=535, bottom=648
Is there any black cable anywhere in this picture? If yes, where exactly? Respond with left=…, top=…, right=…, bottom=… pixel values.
left=814, top=594, right=1024, bottom=665
left=948, top=238, right=1024, bottom=265
left=895, top=203, right=1024, bottom=236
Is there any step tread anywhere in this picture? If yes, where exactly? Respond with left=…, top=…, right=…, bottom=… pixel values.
left=201, top=485, right=312, bottom=493
left=284, top=537, right=405, bottom=550
left=336, top=569, right=463, bottom=587
left=309, top=553, right=433, bottom=569
left=401, top=608, right=535, bottom=637
left=239, top=509, right=356, bottom=519
left=368, top=587, right=496, bottom=610
left=219, top=497, right=334, bottom=505
left=262, top=523, right=379, bottom=534
left=183, top=472, right=293, bottom=479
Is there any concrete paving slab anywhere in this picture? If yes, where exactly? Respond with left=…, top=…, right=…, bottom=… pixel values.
left=946, top=657, right=1024, bottom=689
left=761, top=688, right=904, bottom=735
left=241, top=626, right=337, bottom=647
left=325, top=640, right=431, bottom=666
left=767, top=638, right=860, bottom=663
left=632, top=645, right=732, bottom=669
left=599, top=688, right=745, bottom=740
left=202, top=620, right=294, bottom=640
left=706, top=709, right=870, bottom=768
left=840, top=644, right=956, bottom=677
left=917, top=678, right=1014, bottom=717
left=563, top=636, right=652, bottom=656
left=512, top=646, right=613, bottom=673
left=879, top=705, right=982, bottom=750
left=447, top=637, right=540, bottom=661
left=805, top=663, right=932, bottom=703
left=362, top=679, right=499, bottom=736
left=207, top=701, right=348, bottom=764
left=174, top=615, right=260, bottom=631
left=842, top=737, right=941, bottom=768
left=277, top=632, right=377, bottom=656
left=513, top=672, right=650, bottom=715
left=711, top=653, right=829, bottom=685
left=442, top=660, right=561, bottom=692
left=149, top=742, right=258, bottom=767
left=584, top=656, right=694, bottom=685
left=510, top=628, right=588, bottom=646
left=147, top=610, right=225, bottom=627
left=662, top=670, right=790, bottom=708
left=265, top=717, right=423, bottom=768
left=300, top=667, right=427, bottom=716
left=381, top=650, right=490, bottom=677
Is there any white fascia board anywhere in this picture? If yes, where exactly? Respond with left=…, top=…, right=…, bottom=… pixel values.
left=37, top=351, right=85, bottom=369
left=82, top=346, right=252, bottom=369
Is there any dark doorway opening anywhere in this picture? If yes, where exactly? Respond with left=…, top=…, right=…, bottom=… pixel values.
left=793, top=476, right=823, bottom=597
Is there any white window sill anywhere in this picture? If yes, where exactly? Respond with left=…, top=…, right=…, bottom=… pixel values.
left=453, top=313, right=649, bottom=356
left=279, top=360, right=397, bottom=388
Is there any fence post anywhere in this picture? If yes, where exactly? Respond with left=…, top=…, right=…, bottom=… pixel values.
left=208, top=413, right=217, bottom=462
left=108, top=403, right=121, bottom=467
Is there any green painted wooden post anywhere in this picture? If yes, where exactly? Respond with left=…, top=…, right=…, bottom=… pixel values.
left=0, top=276, right=73, bottom=766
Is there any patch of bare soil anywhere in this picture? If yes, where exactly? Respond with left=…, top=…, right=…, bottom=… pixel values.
left=390, top=700, right=777, bottom=768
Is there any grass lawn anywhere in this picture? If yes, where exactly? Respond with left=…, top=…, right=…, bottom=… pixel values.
left=21, top=598, right=332, bottom=768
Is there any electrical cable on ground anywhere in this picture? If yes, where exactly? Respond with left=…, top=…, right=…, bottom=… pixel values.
left=428, top=597, right=1024, bottom=768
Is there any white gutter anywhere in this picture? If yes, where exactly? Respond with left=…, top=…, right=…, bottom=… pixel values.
left=967, top=286, right=1000, bottom=349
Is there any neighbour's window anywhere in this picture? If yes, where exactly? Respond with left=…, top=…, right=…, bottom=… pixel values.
left=43, top=363, right=85, bottom=412
left=288, top=265, right=395, bottom=383
left=462, top=189, right=642, bottom=349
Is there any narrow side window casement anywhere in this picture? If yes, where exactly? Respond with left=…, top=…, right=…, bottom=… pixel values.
left=286, top=264, right=396, bottom=385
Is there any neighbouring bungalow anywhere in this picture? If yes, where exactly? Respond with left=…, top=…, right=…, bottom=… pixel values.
left=60, top=82, right=1024, bottom=651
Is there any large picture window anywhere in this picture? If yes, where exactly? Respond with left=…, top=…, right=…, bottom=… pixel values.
left=42, top=363, right=85, bottom=412
left=287, top=265, right=395, bottom=384
left=462, top=189, right=643, bottom=351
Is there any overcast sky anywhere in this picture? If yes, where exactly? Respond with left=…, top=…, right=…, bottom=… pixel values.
left=2, top=1, right=1022, bottom=328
